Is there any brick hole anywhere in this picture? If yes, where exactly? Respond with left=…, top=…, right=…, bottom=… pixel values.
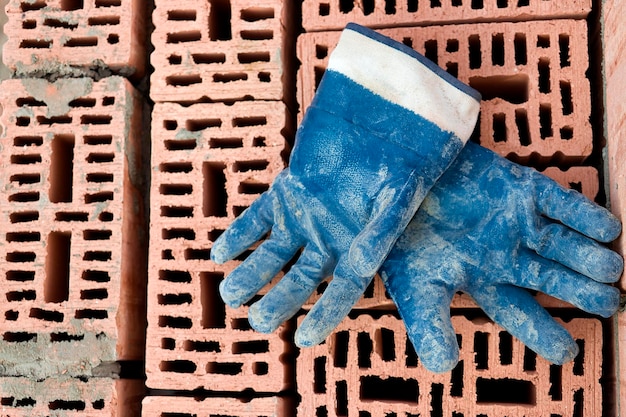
left=162, top=250, right=174, bottom=259
left=319, top=3, right=330, bottom=15
left=16, top=97, right=45, bottom=107
left=165, top=139, right=197, bottom=150
left=3, top=332, right=37, bottom=342
left=30, top=307, right=64, bottom=322
left=314, top=356, right=327, bottom=393
left=187, top=117, right=222, bottom=131
left=167, top=9, right=197, bottom=20
left=424, top=39, right=438, bottom=65
left=160, top=360, right=197, bottom=373
left=375, top=327, right=396, bottom=362
left=160, top=183, right=193, bottom=196
left=37, top=115, right=72, bottom=125
left=167, top=31, right=201, bottom=44
left=450, top=360, right=463, bottom=397
left=183, top=340, right=220, bottom=352
left=81, top=289, right=108, bottom=300
left=7, top=270, right=36, bottom=281
left=191, top=53, right=226, bottom=64
left=231, top=317, right=252, bottom=330
left=6, top=251, right=36, bottom=263
left=10, top=153, right=42, bottom=165
left=159, top=315, right=192, bottom=328
left=60, top=0, right=83, bottom=10
left=517, top=0, right=529, bottom=5
left=252, top=136, right=266, bottom=147
left=241, top=6, right=274, bottom=21
left=161, top=338, right=176, bottom=349
left=83, top=250, right=112, bottom=261
left=22, top=20, right=37, bottom=29
left=362, top=0, right=375, bottom=15
left=84, top=134, right=112, bottom=145
left=473, top=331, right=489, bottom=369
left=568, top=180, right=583, bottom=193
left=573, top=389, right=584, bottom=417
left=238, top=181, right=269, bottom=195
left=339, top=0, right=353, bottom=13
left=163, top=120, right=178, bottom=130
left=446, top=62, right=458, bottom=78
left=362, top=278, right=375, bottom=298
left=359, top=413, right=371, bottom=417
left=515, top=109, right=531, bottom=146
left=238, top=51, right=270, bottom=64
left=209, top=137, right=243, bottom=148
left=253, top=361, right=268, bottom=375
left=16, top=116, right=31, bottom=126
left=538, top=58, right=551, bottom=94
left=14, top=135, right=43, bottom=146
left=213, top=72, right=248, bottom=83
left=107, top=34, right=119, bottom=44
left=240, top=30, right=273, bottom=41
left=6, top=231, right=41, bottom=242
left=471, top=0, right=483, bottom=9
left=166, top=74, right=202, bottom=87
left=184, top=248, right=211, bottom=260
left=493, top=113, right=507, bottom=142
left=514, top=33, right=527, bottom=65
left=208, top=229, right=224, bottom=241
left=357, top=331, right=372, bottom=368
left=162, top=228, right=196, bottom=240
left=405, top=338, right=418, bottom=367
left=81, top=114, right=112, bottom=125
left=549, top=364, right=562, bottom=400
left=6, top=290, right=36, bottom=301
left=87, top=172, right=114, bottom=183
left=64, top=37, right=98, bottom=47
left=560, top=126, right=573, bottom=140
left=560, top=81, right=573, bottom=115
left=208, top=0, right=232, bottom=40
left=336, top=380, right=348, bottom=416
left=6, top=311, right=19, bottom=321
left=402, top=37, right=412, bottom=48
left=233, top=159, right=269, bottom=172
left=95, top=0, right=121, bottom=7
left=158, top=292, right=192, bottom=305
left=539, top=104, right=553, bottom=138
left=88, top=16, right=121, bottom=25
left=43, top=18, right=78, bottom=29
left=55, top=212, right=89, bottom=221
left=498, top=331, right=513, bottom=364
left=203, top=162, right=228, bottom=217
left=20, top=39, right=52, bottom=49
left=476, top=378, right=536, bottom=404
left=3, top=397, right=37, bottom=407
left=92, top=400, right=105, bottom=410
left=469, top=74, right=529, bottom=104
left=233, top=340, right=269, bottom=354
left=431, top=383, right=443, bottom=417
left=99, top=210, right=113, bottom=221
left=49, top=134, right=75, bottom=203
left=446, top=39, right=459, bottom=53
left=497, top=0, right=508, bottom=7
left=85, top=192, right=114, bottom=203
left=491, top=33, right=505, bottom=66
left=430, top=0, right=441, bottom=8
left=573, top=339, right=584, bottom=375
left=559, top=34, right=570, bottom=67
left=360, top=376, right=419, bottom=404
left=332, top=331, right=349, bottom=367
left=82, top=269, right=110, bottom=282
left=161, top=206, right=194, bottom=217
left=51, top=332, right=84, bottom=342
left=407, top=0, right=418, bottom=12
left=68, top=98, right=96, bottom=108
left=537, top=34, right=550, bottom=49
left=11, top=173, right=40, bottom=186
left=314, top=66, right=325, bottom=90
left=206, top=362, right=243, bottom=375
left=159, top=270, right=192, bottom=283
left=468, top=35, right=481, bottom=69
left=200, top=272, right=226, bottom=328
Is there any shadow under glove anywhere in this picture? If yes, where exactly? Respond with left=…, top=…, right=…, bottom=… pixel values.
left=381, top=142, right=623, bottom=373
left=210, top=23, right=481, bottom=347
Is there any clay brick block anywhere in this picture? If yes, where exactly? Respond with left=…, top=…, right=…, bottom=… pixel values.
left=301, top=0, right=591, bottom=32
left=3, top=0, right=147, bottom=79
left=150, top=0, right=294, bottom=103
left=297, top=20, right=592, bottom=163
left=146, top=101, right=291, bottom=392
left=142, top=396, right=283, bottom=417
left=0, top=77, right=148, bottom=374
left=297, top=313, right=602, bottom=416
left=0, top=377, right=143, bottom=417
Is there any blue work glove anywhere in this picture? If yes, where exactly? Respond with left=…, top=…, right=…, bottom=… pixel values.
left=210, top=23, right=481, bottom=347
left=381, top=142, right=623, bottom=373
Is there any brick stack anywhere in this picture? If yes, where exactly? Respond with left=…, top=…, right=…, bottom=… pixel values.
left=0, top=0, right=148, bottom=415
left=144, top=0, right=295, bottom=413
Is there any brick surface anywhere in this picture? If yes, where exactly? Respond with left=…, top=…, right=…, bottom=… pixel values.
left=301, top=0, right=591, bottom=32
left=142, top=396, right=283, bottom=417
left=297, top=20, right=592, bottom=163
left=297, top=313, right=603, bottom=416
left=150, top=0, right=294, bottom=103
left=0, top=77, right=148, bottom=374
left=3, top=0, right=147, bottom=78
left=146, top=101, right=291, bottom=392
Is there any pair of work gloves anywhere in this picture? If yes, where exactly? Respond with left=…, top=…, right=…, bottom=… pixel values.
left=211, top=23, right=623, bottom=373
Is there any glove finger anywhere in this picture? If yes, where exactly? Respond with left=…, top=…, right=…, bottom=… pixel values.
left=219, top=234, right=304, bottom=308
left=526, top=217, right=623, bottom=283
left=509, top=250, right=620, bottom=318
left=211, top=190, right=275, bottom=264
left=248, top=246, right=328, bottom=334
left=534, top=173, right=622, bottom=242
left=470, top=284, right=578, bottom=365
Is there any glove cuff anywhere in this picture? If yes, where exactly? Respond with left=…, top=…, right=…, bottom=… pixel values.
left=328, top=23, right=481, bottom=144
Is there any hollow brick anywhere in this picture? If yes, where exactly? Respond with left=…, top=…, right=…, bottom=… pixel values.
left=297, top=20, right=592, bottom=163
left=297, top=313, right=602, bottom=416
left=150, top=0, right=295, bottom=103
left=142, top=395, right=284, bottom=417
left=3, top=0, right=147, bottom=79
left=301, top=0, right=591, bottom=32
left=0, top=77, right=148, bottom=374
left=146, top=101, right=291, bottom=392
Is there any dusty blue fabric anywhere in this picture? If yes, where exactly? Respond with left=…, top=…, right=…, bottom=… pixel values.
left=210, top=25, right=480, bottom=348
left=381, top=142, right=623, bottom=373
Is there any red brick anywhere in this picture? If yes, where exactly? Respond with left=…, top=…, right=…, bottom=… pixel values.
left=146, top=101, right=291, bottom=392
left=0, top=77, right=148, bottom=368
left=541, top=166, right=599, bottom=202
left=150, top=0, right=295, bottom=103
left=297, top=20, right=592, bottom=163
left=302, top=0, right=591, bottom=32
left=142, top=395, right=284, bottom=417
left=3, top=0, right=147, bottom=79
left=297, top=313, right=603, bottom=416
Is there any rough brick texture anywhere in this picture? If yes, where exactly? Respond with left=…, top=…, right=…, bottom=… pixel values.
left=297, top=20, right=592, bottom=163
left=150, top=0, right=294, bottom=103
left=0, top=77, right=148, bottom=374
left=301, top=0, right=591, bottom=32
left=297, top=313, right=602, bottom=417
left=142, top=396, right=283, bottom=417
left=146, top=101, right=291, bottom=392
left=3, top=0, right=147, bottom=78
